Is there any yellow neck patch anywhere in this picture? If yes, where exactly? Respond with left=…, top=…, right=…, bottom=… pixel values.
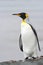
left=22, top=20, right=27, bottom=25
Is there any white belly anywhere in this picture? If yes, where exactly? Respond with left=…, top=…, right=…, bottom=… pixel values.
left=21, top=23, right=37, bottom=53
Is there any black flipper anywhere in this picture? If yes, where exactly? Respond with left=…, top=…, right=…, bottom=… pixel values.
left=19, top=34, right=23, bottom=52
left=29, top=24, right=41, bottom=51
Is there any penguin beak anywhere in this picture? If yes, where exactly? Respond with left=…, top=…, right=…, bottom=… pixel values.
left=12, top=13, right=20, bottom=16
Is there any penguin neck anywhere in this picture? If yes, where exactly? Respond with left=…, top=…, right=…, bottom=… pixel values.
left=22, top=19, right=26, bottom=25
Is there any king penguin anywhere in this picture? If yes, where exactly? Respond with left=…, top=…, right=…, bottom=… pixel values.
left=12, top=12, right=41, bottom=60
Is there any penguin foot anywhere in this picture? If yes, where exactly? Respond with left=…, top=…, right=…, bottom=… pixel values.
left=32, top=57, right=39, bottom=61
left=25, top=57, right=28, bottom=60
left=32, top=57, right=36, bottom=59
left=25, top=57, right=33, bottom=61
left=25, top=57, right=37, bottom=61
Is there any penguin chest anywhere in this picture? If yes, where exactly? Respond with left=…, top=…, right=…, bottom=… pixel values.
left=21, top=23, right=36, bottom=50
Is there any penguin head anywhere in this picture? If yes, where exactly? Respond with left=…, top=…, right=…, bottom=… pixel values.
left=12, top=12, right=29, bottom=20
